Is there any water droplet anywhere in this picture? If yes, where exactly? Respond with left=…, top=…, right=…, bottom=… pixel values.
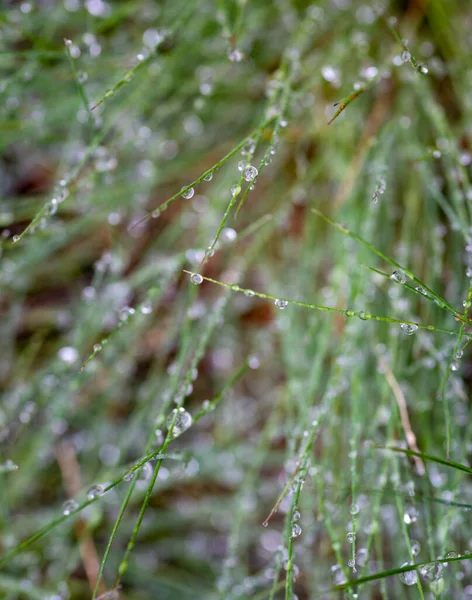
left=455, top=349, right=463, bottom=359
left=93, top=343, right=102, bottom=352
left=2, top=459, right=18, bottom=471
left=391, top=270, right=407, bottom=284
left=203, top=172, right=213, bottom=182
left=445, top=550, right=458, bottom=562
left=228, top=47, right=243, bottom=62
left=244, top=289, right=255, bottom=297
left=140, top=301, right=152, bottom=314
left=293, top=510, right=300, bottom=521
left=166, top=407, right=192, bottom=437
left=358, top=311, right=371, bottom=321
left=451, top=360, right=460, bottom=372
left=86, top=484, right=103, bottom=500
left=181, top=187, right=195, bottom=199
left=123, top=470, right=134, bottom=482
left=348, top=559, right=356, bottom=568
left=401, top=50, right=411, bottom=62
left=237, top=160, right=246, bottom=172
left=291, top=523, right=302, bottom=537
left=401, top=323, right=418, bottom=335
left=419, top=64, right=429, bottom=74
left=231, top=185, right=241, bottom=196
left=411, top=540, right=421, bottom=556
left=221, top=228, right=237, bottom=243
left=399, top=562, right=418, bottom=586
left=350, top=503, right=360, bottom=515
left=403, top=506, right=418, bottom=524
left=62, top=499, right=78, bottom=515
left=190, top=273, right=203, bottom=285
left=346, top=532, right=356, bottom=543
left=419, top=561, right=443, bottom=582
left=152, top=208, right=160, bottom=218
left=274, top=299, right=288, bottom=310
left=12, top=235, right=20, bottom=243
left=243, top=165, right=258, bottom=182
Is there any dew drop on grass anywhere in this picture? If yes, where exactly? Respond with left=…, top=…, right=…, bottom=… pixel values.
left=238, top=160, right=246, bottom=172
left=152, top=208, right=160, bottom=218
left=166, top=407, right=192, bottom=437
left=401, top=323, right=418, bottom=335
left=401, top=50, right=411, bottom=62
left=190, top=273, right=203, bottom=285
left=291, top=523, right=302, bottom=537
left=346, top=532, right=356, bottom=543
left=221, top=228, right=237, bottom=243
left=419, top=561, right=444, bottom=582
left=181, top=187, right=195, bottom=199
left=399, top=562, right=418, bottom=586
left=358, top=311, right=371, bottom=321
left=451, top=360, right=460, bottom=372
left=86, top=484, right=103, bottom=500
left=123, top=470, right=134, bottom=482
left=231, top=184, right=241, bottom=196
left=350, top=503, right=360, bottom=515
left=243, top=165, right=258, bottom=182
left=12, top=235, right=20, bottom=243
left=244, top=290, right=255, bottom=297
left=411, top=540, right=421, bottom=556
left=293, top=510, right=300, bottom=521
left=403, top=506, right=418, bottom=524
left=228, top=47, right=243, bottom=62
left=391, top=270, right=407, bottom=284
left=62, top=499, right=78, bottom=515
left=445, top=550, right=458, bottom=562
left=203, top=172, right=213, bottom=181
left=93, top=343, right=102, bottom=352
left=274, top=299, right=288, bottom=310
left=140, top=301, right=152, bottom=314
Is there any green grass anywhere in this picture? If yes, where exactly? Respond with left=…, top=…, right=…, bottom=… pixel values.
left=2, top=1, right=472, bottom=599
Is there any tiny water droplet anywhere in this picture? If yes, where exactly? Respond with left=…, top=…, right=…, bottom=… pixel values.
left=350, top=503, right=360, bottom=515
left=140, top=301, right=152, bottom=314
left=346, top=532, right=356, bottom=543
left=231, top=185, right=241, bottom=196
left=358, top=311, right=371, bottom=321
left=93, top=343, right=102, bottom=352
left=403, top=506, right=418, bottom=524
left=391, top=270, right=407, bottom=284
left=237, top=160, right=246, bottom=172
left=401, top=323, right=418, bottom=335
left=12, top=235, right=20, bottom=243
left=62, top=499, right=78, bottom=515
left=123, top=470, right=134, bottom=482
left=228, top=47, right=243, bottom=62
left=445, top=551, right=458, bottom=562
left=244, top=289, right=255, bottom=297
left=411, top=540, right=421, bottom=556
left=152, top=208, right=160, bottom=218
left=293, top=510, right=300, bottom=521
left=190, top=273, right=203, bottom=285
left=450, top=360, right=460, bottom=372
left=203, top=172, right=213, bottom=182
left=86, top=484, right=103, bottom=500
left=401, top=50, right=411, bottom=62
left=291, top=523, right=302, bottom=537
left=274, top=299, right=288, bottom=310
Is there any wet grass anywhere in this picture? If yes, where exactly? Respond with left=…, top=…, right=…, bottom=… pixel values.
left=1, top=1, right=472, bottom=599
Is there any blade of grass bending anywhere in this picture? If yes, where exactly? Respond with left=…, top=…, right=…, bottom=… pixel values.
left=318, top=552, right=472, bottom=595
left=312, top=207, right=469, bottom=324
left=183, top=272, right=467, bottom=337
left=374, top=445, right=472, bottom=476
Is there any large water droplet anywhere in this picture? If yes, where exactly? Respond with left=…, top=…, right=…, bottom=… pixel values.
left=190, top=273, right=203, bottom=285
left=243, top=165, right=258, bottom=182
left=400, top=323, right=418, bottom=335
left=419, top=561, right=443, bottom=582
left=181, top=186, right=195, bottom=199
left=399, top=562, right=418, bottom=586
left=166, top=407, right=193, bottom=437
left=391, top=270, right=407, bottom=284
